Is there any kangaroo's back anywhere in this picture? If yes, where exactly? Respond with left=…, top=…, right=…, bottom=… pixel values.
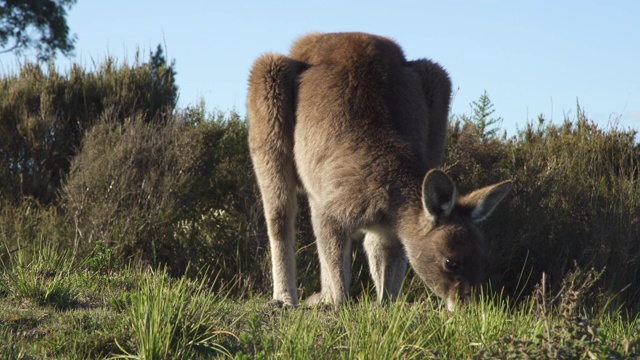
left=289, top=32, right=406, bottom=74
left=291, top=33, right=426, bottom=161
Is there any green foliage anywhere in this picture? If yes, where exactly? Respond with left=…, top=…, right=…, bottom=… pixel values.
left=455, top=90, right=504, bottom=141
left=0, top=263, right=135, bottom=358
left=225, top=272, right=639, bottom=359
left=62, top=114, right=193, bottom=267
left=0, top=199, right=72, bottom=264
left=338, top=298, right=443, bottom=359
left=480, top=267, right=640, bottom=358
left=446, top=103, right=640, bottom=309
left=113, top=268, right=232, bottom=359
left=61, top=106, right=265, bottom=285
left=3, top=76, right=640, bottom=312
left=148, top=44, right=177, bottom=108
left=1, top=242, right=232, bottom=359
left=85, top=240, right=119, bottom=275
left=1, top=235, right=77, bottom=309
left=0, top=0, right=77, bottom=61
left=0, top=52, right=177, bottom=204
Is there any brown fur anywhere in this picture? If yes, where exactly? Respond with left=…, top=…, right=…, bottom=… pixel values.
left=247, top=32, right=511, bottom=310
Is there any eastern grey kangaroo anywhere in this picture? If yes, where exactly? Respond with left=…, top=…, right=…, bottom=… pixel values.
left=247, top=32, right=511, bottom=311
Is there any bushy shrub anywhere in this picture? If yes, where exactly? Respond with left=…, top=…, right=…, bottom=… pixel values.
left=60, top=107, right=269, bottom=286
left=446, top=107, right=640, bottom=308
left=62, top=113, right=179, bottom=264
left=0, top=50, right=176, bottom=204
left=168, top=108, right=272, bottom=288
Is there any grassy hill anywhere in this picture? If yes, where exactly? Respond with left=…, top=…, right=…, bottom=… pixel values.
left=2, top=59, right=640, bottom=358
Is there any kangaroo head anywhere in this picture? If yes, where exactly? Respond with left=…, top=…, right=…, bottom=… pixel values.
left=404, top=170, right=512, bottom=311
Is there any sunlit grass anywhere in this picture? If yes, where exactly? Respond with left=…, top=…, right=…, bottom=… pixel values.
left=1, top=237, right=78, bottom=309
left=1, top=241, right=639, bottom=359
left=112, top=268, right=233, bottom=359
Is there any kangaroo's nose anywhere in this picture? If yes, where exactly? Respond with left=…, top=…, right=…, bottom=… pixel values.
left=446, top=282, right=472, bottom=312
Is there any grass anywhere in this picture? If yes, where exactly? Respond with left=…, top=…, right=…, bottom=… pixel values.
left=2, top=240, right=78, bottom=310
left=113, top=268, right=233, bottom=359
left=1, top=242, right=639, bottom=359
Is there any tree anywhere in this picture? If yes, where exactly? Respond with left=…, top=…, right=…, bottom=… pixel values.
left=147, top=44, right=178, bottom=110
left=461, top=90, right=503, bottom=140
left=0, top=0, right=77, bottom=61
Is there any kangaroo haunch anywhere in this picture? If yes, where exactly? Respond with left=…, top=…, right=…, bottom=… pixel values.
left=247, top=32, right=512, bottom=311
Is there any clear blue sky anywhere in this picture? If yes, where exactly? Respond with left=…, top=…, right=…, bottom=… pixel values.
left=1, top=1, right=639, bottom=136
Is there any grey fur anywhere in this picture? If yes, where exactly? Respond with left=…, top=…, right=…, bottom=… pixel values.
left=247, top=32, right=511, bottom=310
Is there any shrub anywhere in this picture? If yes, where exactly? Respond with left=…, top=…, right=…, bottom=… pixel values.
left=446, top=106, right=640, bottom=308
left=0, top=49, right=176, bottom=204
left=62, top=112, right=198, bottom=271
left=61, top=107, right=270, bottom=286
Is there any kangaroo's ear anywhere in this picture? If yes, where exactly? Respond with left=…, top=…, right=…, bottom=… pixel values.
left=422, top=170, right=457, bottom=220
left=460, top=180, right=512, bottom=223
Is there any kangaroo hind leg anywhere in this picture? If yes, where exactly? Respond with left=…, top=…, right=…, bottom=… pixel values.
left=307, top=211, right=353, bottom=308
left=248, top=53, right=301, bottom=306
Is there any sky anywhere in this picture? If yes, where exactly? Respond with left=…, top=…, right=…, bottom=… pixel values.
left=1, top=1, right=639, bottom=136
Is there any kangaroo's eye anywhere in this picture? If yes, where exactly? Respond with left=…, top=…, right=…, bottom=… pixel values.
left=445, top=259, right=460, bottom=273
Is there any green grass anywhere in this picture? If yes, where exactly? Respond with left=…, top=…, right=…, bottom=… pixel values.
left=1, top=242, right=639, bottom=359
left=113, top=268, right=233, bottom=359
left=2, top=240, right=78, bottom=310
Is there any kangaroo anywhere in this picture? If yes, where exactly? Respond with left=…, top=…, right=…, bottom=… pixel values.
left=247, top=32, right=512, bottom=311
